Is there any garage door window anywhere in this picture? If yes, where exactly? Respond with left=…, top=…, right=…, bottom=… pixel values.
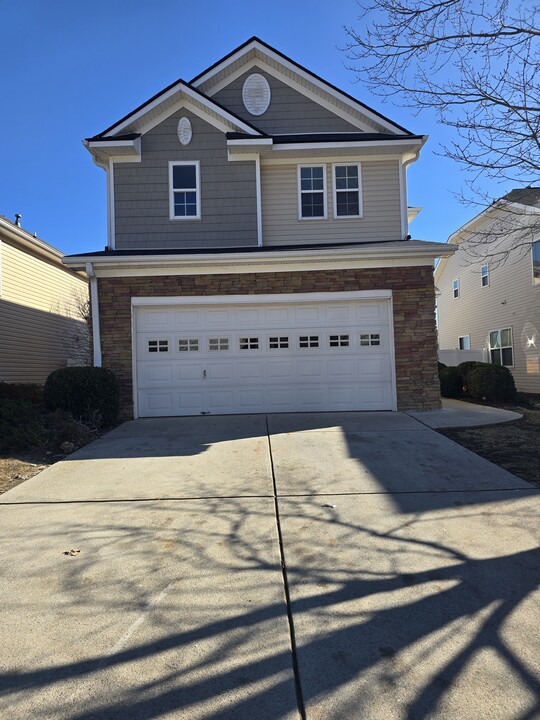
left=239, top=337, right=259, bottom=350
left=299, top=335, right=319, bottom=348
left=209, top=338, right=229, bottom=351
left=360, top=334, right=381, bottom=346
left=269, top=336, right=289, bottom=349
left=329, top=334, right=350, bottom=347
left=178, top=338, right=199, bottom=352
left=148, top=340, right=169, bottom=353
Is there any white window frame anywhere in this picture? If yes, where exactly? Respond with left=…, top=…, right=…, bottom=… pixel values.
left=458, top=335, right=470, bottom=350
left=297, top=165, right=327, bottom=220
left=332, top=163, right=363, bottom=219
left=532, top=240, right=540, bottom=285
left=488, top=327, right=514, bottom=367
left=481, top=264, right=489, bottom=287
left=169, top=160, right=201, bottom=221
left=453, top=279, right=460, bottom=299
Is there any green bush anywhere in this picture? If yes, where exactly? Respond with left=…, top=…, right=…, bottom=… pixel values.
left=0, top=398, right=42, bottom=453
left=457, top=361, right=487, bottom=389
left=439, top=366, right=463, bottom=398
left=438, top=361, right=447, bottom=372
left=467, top=364, right=517, bottom=403
left=0, top=382, right=43, bottom=405
left=44, top=367, right=119, bottom=427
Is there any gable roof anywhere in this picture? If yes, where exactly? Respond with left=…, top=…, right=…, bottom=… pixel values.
left=191, top=36, right=414, bottom=136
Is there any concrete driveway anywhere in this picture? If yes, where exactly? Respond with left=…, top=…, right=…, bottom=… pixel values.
left=0, top=412, right=539, bottom=720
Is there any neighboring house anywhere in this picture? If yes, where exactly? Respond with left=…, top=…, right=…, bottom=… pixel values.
left=0, top=215, right=89, bottom=383
left=64, top=37, right=454, bottom=419
left=435, top=188, right=540, bottom=393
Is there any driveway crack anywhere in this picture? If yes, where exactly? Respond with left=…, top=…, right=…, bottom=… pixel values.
left=265, top=415, right=306, bottom=720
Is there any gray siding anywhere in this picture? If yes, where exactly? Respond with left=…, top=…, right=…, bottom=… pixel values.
left=436, top=228, right=540, bottom=393
left=261, top=159, right=403, bottom=246
left=114, top=108, right=258, bottom=249
left=213, top=67, right=360, bottom=135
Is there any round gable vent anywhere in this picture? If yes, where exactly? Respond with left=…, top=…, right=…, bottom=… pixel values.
left=242, top=73, right=271, bottom=116
left=177, top=117, right=192, bottom=145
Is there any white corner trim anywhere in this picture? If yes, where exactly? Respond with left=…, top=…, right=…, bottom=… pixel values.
left=107, top=158, right=116, bottom=250
left=131, top=289, right=393, bottom=307
left=255, top=154, right=263, bottom=246
left=86, top=263, right=102, bottom=367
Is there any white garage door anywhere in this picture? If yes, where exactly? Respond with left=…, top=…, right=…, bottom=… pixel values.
left=134, top=296, right=395, bottom=417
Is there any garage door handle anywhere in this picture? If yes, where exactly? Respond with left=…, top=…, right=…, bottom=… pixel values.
left=203, top=370, right=207, bottom=379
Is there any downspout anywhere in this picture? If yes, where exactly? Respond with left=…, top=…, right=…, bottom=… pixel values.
left=400, top=147, right=423, bottom=240
left=86, top=262, right=102, bottom=367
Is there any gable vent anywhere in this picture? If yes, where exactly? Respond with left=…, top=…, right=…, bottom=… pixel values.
left=242, top=73, right=271, bottom=116
left=177, top=117, right=193, bottom=145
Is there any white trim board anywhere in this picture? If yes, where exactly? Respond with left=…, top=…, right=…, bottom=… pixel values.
left=131, top=289, right=393, bottom=307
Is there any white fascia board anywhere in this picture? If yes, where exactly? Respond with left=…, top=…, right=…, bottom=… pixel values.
left=227, top=138, right=273, bottom=146
left=193, top=41, right=406, bottom=135
left=105, top=82, right=262, bottom=138
left=448, top=199, right=540, bottom=244
left=272, top=138, right=426, bottom=152
left=132, top=289, right=393, bottom=306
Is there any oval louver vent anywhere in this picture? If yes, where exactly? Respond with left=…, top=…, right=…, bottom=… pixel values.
left=242, top=73, right=271, bottom=116
left=177, top=117, right=192, bottom=145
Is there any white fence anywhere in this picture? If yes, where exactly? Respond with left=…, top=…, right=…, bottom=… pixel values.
left=438, top=348, right=487, bottom=366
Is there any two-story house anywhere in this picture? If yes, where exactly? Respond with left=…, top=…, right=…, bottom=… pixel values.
left=436, top=188, right=540, bottom=393
left=64, top=37, right=453, bottom=418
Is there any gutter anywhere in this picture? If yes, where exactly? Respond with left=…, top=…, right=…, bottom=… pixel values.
left=85, top=262, right=102, bottom=367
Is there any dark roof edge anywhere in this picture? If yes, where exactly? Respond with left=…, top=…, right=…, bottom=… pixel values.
left=190, top=36, right=414, bottom=136
left=90, top=77, right=267, bottom=140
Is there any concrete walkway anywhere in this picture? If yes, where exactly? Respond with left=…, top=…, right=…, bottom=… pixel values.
left=407, top=397, right=523, bottom=428
left=0, top=412, right=538, bottom=720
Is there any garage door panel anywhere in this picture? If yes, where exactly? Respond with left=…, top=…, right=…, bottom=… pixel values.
left=135, top=298, right=395, bottom=416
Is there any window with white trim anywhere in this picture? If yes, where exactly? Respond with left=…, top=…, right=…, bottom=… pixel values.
left=239, top=337, right=259, bottom=350
left=169, top=161, right=200, bottom=219
left=148, top=339, right=169, bottom=353
left=298, top=166, right=326, bottom=219
left=489, top=328, right=513, bottom=366
left=533, top=240, right=540, bottom=284
left=481, top=264, right=489, bottom=287
left=360, top=334, right=380, bottom=346
left=333, top=164, right=362, bottom=217
left=299, top=335, right=319, bottom=348
left=453, top=279, right=460, bottom=298
left=209, top=338, right=229, bottom=351
left=458, top=335, right=470, bottom=350
left=269, top=336, right=289, bottom=349
left=329, top=334, right=350, bottom=347
left=178, top=338, right=199, bottom=352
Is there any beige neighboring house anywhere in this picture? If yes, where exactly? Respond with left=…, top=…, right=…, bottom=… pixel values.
left=0, top=215, right=89, bottom=384
left=435, top=188, right=540, bottom=393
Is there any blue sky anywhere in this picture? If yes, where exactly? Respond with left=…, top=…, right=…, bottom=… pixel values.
left=0, top=0, right=491, bottom=254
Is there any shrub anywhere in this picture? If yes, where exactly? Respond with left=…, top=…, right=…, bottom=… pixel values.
left=457, top=361, right=486, bottom=389
left=44, top=367, right=119, bottom=427
left=0, top=398, right=42, bottom=453
left=439, top=366, right=463, bottom=398
left=438, top=361, right=447, bottom=372
left=0, top=382, right=43, bottom=405
left=467, top=364, right=517, bottom=403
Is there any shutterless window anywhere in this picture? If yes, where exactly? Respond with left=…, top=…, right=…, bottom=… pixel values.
left=533, top=241, right=540, bottom=284
left=333, top=164, right=362, bottom=217
left=489, top=328, right=513, bottom=366
left=329, top=334, right=350, bottom=347
left=453, top=279, right=460, bottom=298
left=209, top=338, right=229, bottom=351
left=239, top=337, right=259, bottom=350
left=169, top=161, right=200, bottom=219
left=459, top=335, right=470, bottom=350
left=298, top=166, right=326, bottom=219
left=269, top=337, right=289, bottom=349
left=148, top=340, right=169, bottom=353
left=178, top=338, right=199, bottom=352
left=299, top=335, right=319, bottom=348
left=481, top=264, right=489, bottom=287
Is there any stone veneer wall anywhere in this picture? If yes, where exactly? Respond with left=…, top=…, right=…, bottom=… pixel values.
left=97, top=267, right=440, bottom=418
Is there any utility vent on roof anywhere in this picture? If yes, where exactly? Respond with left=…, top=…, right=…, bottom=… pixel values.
left=177, top=117, right=193, bottom=146
left=242, top=73, right=271, bottom=116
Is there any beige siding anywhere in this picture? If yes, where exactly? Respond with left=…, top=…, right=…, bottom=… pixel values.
left=436, top=229, right=540, bottom=393
left=0, top=241, right=89, bottom=383
left=261, top=159, right=402, bottom=246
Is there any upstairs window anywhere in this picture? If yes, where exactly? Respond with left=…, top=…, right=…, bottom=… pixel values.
left=533, top=241, right=540, bottom=284
left=333, top=164, right=362, bottom=218
left=298, top=166, right=326, bottom=219
left=453, top=279, right=460, bottom=299
left=169, top=161, right=200, bottom=220
left=481, top=264, right=489, bottom=287
left=489, top=328, right=513, bottom=367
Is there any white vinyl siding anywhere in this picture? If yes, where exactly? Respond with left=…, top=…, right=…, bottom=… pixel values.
left=261, top=158, right=402, bottom=246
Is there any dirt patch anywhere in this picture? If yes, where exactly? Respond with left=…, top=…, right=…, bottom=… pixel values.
left=439, top=396, right=540, bottom=488
left=0, top=454, right=54, bottom=495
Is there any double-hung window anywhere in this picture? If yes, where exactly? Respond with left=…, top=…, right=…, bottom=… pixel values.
left=333, top=164, right=362, bottom=217
left=298, top=166, right=326, bottom=219
left=481, top=264, right=489, bottom=287
left=453, top=279, right=460, bottom=299
left=533, top=240, right=540, bottom=284
left=169, top=161, right=200, bottom=220
left=489, top=328, right=513, bottom=367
